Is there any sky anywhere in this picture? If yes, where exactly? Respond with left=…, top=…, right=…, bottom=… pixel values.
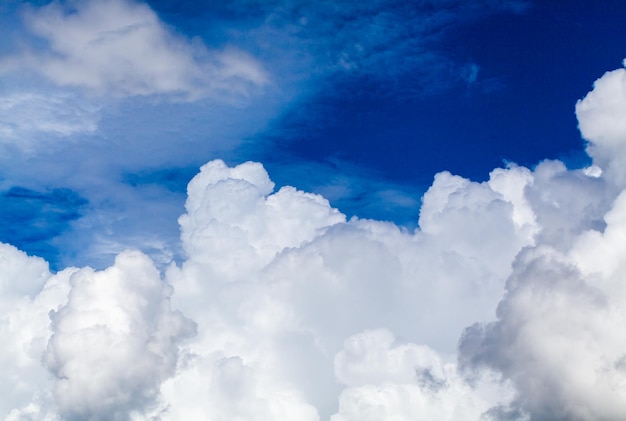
left=1, top=0, right=626, bottom=420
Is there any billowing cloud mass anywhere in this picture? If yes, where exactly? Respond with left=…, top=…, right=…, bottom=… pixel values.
left=1, top=62, right=626, bottom=420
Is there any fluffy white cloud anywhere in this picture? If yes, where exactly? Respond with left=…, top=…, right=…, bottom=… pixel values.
left=157, top=156, right=536, bottom=419
left=0, top=155, right=535, bottom=419
left=522, top=159, right=612, bottom=251
left=576, top=66, right=626, bottom=186
left=44, top=251, right=195, bottom=420
left=3, top=63, right=626, bottom=420
left=0, top=247, right=195, bottom=420
left=3, top=0, right=267, bottom=101
left=0, top=243, right=73, bottom=419
left=458, top=63, right=626, bottom=420
left=178, top=159, right=346, bottom=285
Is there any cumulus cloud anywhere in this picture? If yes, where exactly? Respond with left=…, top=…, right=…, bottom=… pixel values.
left=0, top=157, right=569, bottom=419
left=576, top=66, right=626, bottom=186
left=44, top=251, right=196, bottom=420
left=3, top=63, right=626, bottom=420
left=3, top=0, right=267, bottom=100
left=160, top=156, right=534, bottom=419
left=0, top=247, right=194, bottom=420
left=459, top=244, right=626, bottom=420
left=458, top=64, right=626, bottom=420
left=0, top=243, right=72, bottom=419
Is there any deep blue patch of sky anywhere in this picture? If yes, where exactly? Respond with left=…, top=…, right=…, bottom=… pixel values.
left=261, top=0, right=626, bottom=189
left=225, top=0, right=626, bottom=225
left=0, top=187, right=87, bottom=270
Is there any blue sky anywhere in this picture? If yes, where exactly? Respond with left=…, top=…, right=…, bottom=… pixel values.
left=1, top=0, right=625, bottom=269
left=4, top=1, right=626, bottom=419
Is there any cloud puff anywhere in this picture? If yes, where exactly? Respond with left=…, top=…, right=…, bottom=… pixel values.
left=178, top=159, right=346, bottom=285
left=44, top=251, right=195, bottom=420
left=459, top=243, right=626, bottom=420
left=576, top=66, right=626, bottom=186
left=0, top=247, right=195, bottom=420
left=122, top=65, right=626, bottom=419
left=4, top=0, right=267, bottom=100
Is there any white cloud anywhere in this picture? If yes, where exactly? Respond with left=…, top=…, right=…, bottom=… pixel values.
left=4, top=0, right=268, bottom=101
left=459, top=243, right=626, bottom=420
left=576, top=66, right=626, bottom=187
left=0, top=243, right=73, bottom=419
left=334, top=329, right=443, bottom=387
left=0, top=154, right=534, bottom=419
left=457, top=66, right=626, bottom=420
left=43, top=251, right=195, bottom=420
left=331, top=330, right=516, bottom=421
left=3, top=63, right=626, bottom=420
left=178, top=159, right=346, bottom=285
left=159, top=157, right=535, bottom=419
left=0, top=246, right=195, bottom=420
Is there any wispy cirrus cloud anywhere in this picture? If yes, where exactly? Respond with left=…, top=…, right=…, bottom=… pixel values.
left=0, top=93, right=99, bottom=147
left=230, top=0, right=528, bottom=95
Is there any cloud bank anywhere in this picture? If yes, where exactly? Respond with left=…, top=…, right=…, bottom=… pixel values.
left=1, top=63, right=626, bottom=420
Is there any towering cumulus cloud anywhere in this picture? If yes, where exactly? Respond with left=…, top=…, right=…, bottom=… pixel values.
left=460, top=65, right=626, bottom=420
left=2, top=64, right=626, bottom=419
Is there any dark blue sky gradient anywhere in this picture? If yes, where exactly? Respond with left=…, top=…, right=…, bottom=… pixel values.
left=0, top=187, right=87, bottom=268
left=262, top=1, right=626, bottom=189
left=2, top=0, right=626, bottom=267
